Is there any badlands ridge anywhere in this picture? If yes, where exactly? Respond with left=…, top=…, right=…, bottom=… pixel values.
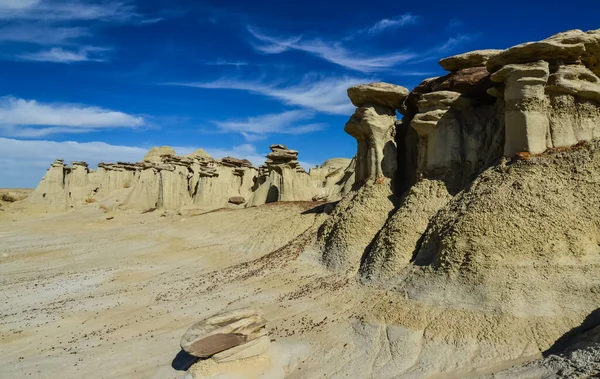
left=1, top=28, right=600, bottom=378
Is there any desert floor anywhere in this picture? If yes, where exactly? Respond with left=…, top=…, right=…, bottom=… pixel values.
left=1, top=201, right=543, bottom=379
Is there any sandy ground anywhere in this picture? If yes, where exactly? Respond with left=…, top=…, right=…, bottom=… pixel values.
left=0, top=200, right=580, bottom=379
left=0, top=202, right=360, bottom=378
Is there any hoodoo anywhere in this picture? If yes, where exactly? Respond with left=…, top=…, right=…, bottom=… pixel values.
left=22, top=144, right=355, bottom=213
left=318, top=82, right=408, bottom=273
left=5, top=27, right=600, bottom=379
left=248, top=144, right=353, bottom=206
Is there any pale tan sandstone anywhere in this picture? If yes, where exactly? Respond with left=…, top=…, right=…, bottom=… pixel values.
left=439, top=49, right=503, bottom=72
left=143, top=146, right=176, bottom=163
left=487, top=29, right=600, bottom=76
left=211, top=335, right=271, bottom=363
left=347, top=82, right=409, bottom=110
left=181, top=308, right=267, bottom=358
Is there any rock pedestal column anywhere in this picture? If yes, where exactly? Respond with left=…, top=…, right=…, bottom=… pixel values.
left=491, top=60, right=550, bottom=156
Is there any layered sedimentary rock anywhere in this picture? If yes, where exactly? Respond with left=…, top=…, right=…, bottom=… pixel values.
left=24, top=148, right=258, bottom=212
left=26, top=144, right=354, bottom=212
left=181, top=308, right=273, bottom=378
left=315, top=28, right=600, bottom=373
left=181, top=308, right=268, bottom=358
left=247, top=145, right=353, bottom=206
left=320, top=28, right=600, bottom=282
left=143, top=146, right=176, bottom=163
left=487, top=29, right=600, bottom=156
left=318, top=82, right=408, bottom=273
left=25, top=159, right=70, bottom=211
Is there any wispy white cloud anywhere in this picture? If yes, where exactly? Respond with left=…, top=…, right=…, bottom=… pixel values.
left=436, top=34, right=473, bottom=53
left=205, top=60, right=249, bottom=68
left=140, top=17, right=164, bottom=24
left=447, top=19, right=464, bottom=32
left=0, top=0, right=138, bottom=22
left=0, top=24, right=88, bottom=44
left=363, top=13, right=418, bottom=35
left=405, top=34, right=476, bottom=66
left=0, top=138, right=268, bottom=187
left=18, top=46, right=109, bottom=63
left=213, top=110, right=324, bottom=141
left=168, top=74, right=364, bottom=115
left=247, top=26, right=416, bottom=73
left=0, top=96, right=144, bottom=137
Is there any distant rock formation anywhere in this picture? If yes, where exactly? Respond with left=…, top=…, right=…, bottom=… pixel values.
left=247, top=144, right=353, bottom=206
left=143, top=146, right=176, bottom=163
left=24, top=144, right=355, bottom=212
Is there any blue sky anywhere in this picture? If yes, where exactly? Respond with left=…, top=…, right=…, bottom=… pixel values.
left=0, top=0, right=598, bottom=187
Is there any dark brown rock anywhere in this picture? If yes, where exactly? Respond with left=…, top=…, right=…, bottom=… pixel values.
left=186, top=333, right=247, bottom=357
left=269, top=144, right=288, bottom=151
left=180, top=308, right=267, bottom=358
left=228, top=196, right=246, bottom=205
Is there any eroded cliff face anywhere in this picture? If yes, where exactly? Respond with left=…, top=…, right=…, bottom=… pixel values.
left=24, top=144, right=355, bottom=213
left=315, top=29, right=600, bottom=374
left=320, top=28, right=600, bottom=292
left=247, top=144, right=354, bottom=207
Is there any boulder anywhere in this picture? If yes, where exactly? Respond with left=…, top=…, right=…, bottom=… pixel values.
left=439, top=49, right=503, bottom=72
left=347, top=82, right=409, bottom=110
left=211, top=335, right=270, bottom=363
left=180, top=308, right=267, bottom=358
left=266, top=149, right=299, bottom=163
left=228, top=196, right=246, bottom=205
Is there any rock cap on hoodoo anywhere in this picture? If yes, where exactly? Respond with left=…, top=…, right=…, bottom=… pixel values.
left=269, top=144, right=288, bottom=150
left=187, top=148, right=212, bottom=159
left=486, top=29, right=600, bottom=74
left=143, top=146, right=176, bottom=163
left=267, top=147, right=299, bottom=163
left=220, top=156, right=253, bottom=168
left=439, top=49, right=503, bottom=72
left=320, top=158, right=352, bottom=169
left=347, top=82, right=409, bottom=110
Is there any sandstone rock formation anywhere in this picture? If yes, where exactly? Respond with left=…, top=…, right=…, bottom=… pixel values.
left=23, top=149, right=258, bottom=212
left=311, top=28, right=600, bottom=375
left=318, top=82, right=408, bottom=273
left=25, top=144, right=354, bottom=213
left=143, top=146, right=176, bottom=163
left=247, top=144, right=353, bottom=206
left=181, top=308, right=272, bottom=377
left=319, top=28, right=600, bottom=282
left=439, top=49, right=503, bottom=72
left=181, top=308, right=268, bottom=358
